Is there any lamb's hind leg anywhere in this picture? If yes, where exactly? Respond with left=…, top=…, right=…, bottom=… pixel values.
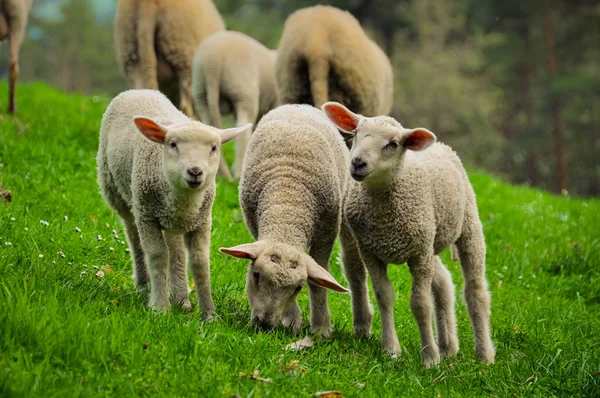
left=120, top=211, right=149, bottom=294
left=339, top=222, right=373, bottom=337
left=408, top=253, right=439, bottom=367
left=8, top=21, right=25, bottom=114
left=456, top=217, right=495, bottom=363
left=307, top=232, right=337, bottom=338
left=431, top=256, right=459, bottom=357
left=232, top=100, right=258, bottom=179
left=165, top=232, right=191, bottom=311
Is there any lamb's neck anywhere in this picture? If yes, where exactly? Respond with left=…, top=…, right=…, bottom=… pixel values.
left=362, top=157, right=406, bottom=197
left=166, top=182, right=212, bottom=214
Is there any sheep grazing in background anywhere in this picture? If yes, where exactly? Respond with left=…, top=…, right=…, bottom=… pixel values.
left=96, top=89, right=251, bottom=317
left=114, top=0, right=225, bottom=117
left=276, top=5, right=393, bottom=117
left=322, top=102, right=495, bottom=367
left=0, top=0, right=32, bottom=114
left=219, top=104, right=350, bottom=337
left=192, top=31, right=278, bottom=180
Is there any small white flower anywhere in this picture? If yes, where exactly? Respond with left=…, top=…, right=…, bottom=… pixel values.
left=96, top=270, right=104, bottom=278
left=75, top=227, right=81, bottom=233
left=80, top=271, right=87, bottom=276
left=112, top=229, right=118, bottom=235
left=105, top=223, right=110, bottom=228
left=80, top=235, right=83, bottom=240
left=68, top=262, right=73, bottom=265
left=120, top=240, right=125, bottom=245
left=64, top=216, right=69, bottom=221
left=126, top=247, right=131, bottom=253
left=57, top=251, right=65, bottom=258
left=10, top=217, right=15, bottom=221
left=40, top=220, right=49, bottom=226
left=52, top=261, right=56, bottom=265
left=532, top=274, right=536, bottom=279
left=518, top=275, right=523, bottom=280
left=24, top=227, right=28, bottom=232
left=39, top=254, right=44, bottom=258
left=93, top=265, right=99, bottom=269
left=109, top=247, right=115, bottom=252
left=5, top=242, right=12, bottom=246
left=537, top=297, right=541, bottom=300
left=97, top=235, right=102, bottom=241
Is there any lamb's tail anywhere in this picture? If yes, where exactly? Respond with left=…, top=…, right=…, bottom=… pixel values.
left=205, top=72, right=223, bottom=129
left=135, top=0, right=159, bottom=89
left=306, top=41, right=330, bottom=108
left=451, top=244, right=459, bottom=262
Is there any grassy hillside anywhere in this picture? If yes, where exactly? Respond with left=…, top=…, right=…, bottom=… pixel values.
left=0, top=83, right=599, bottom=396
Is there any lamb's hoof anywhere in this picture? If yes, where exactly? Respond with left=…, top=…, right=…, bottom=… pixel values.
left=282, top=312, right=302, bottom=334
left=148, top=300, right=171, bottom=312
left=177, top=299, right=192, bottom=312
left=354, top=323, right=372, bottom=338
left=422, top=347, right=441, bottom=368
left=383, top=341, right=402, bottom=359
left=201, top=310, right=218, bottom=323
left=476, top=346, right=495, bottom=364
left=311, top=323, right=332, bottom=339
left=136, top=283, right=149, bottom=295
left=439, top=340, right=459, bottom=358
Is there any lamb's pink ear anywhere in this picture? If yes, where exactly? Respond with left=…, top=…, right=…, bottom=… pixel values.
left=321, top=102, right=361, bottom=134
left=219, top=241, right=265, bottom=260
left=306, top=258, right=350, bottom=293
left=403, top=128, right=436, bottom=151
left=134, top=117, right=168, bottom=144
left=218, top=123, right=253, bottom=144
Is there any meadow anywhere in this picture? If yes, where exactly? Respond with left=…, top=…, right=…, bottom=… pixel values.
left=0, top=83, right=599, bottom=396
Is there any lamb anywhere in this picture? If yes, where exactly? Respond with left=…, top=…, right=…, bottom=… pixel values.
left=192, top=31, right=278, bottom=180
left=219, top=104, right=350, bottom=337
left=0, top=0, right=32, bottom=114
left=322, top=102, right=495, bottom=367
left=96, top=89, right=251, bottom=318
left=276, top=5, right=393, bottom=117
left=114, top=0, right=225, bottom=117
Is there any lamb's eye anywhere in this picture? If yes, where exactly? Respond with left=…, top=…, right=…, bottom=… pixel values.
left=270, top=254, right=281, bottom=264
left=211, top=145, right=217, bottom=153
left=295, top=285, right=302, bottom=293
left=170, top=141, right=177, bottom=150
left=252, top=270, right=260, bottom=283
left=386, top=140, right=399, bottom=150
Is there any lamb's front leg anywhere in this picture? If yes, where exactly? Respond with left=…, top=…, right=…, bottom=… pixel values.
left=138, top=222, right=170, bottom=310
left=165, top=232, right=191, bottom=311
left=185, top=228, right=216, bottom=321
left=408, top=253, right=440, bottom=367
left=308, top=234, right=336, bottom=338
left=363, top=252, right=400, bottom=356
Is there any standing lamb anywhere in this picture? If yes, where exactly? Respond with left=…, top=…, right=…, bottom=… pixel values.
left=0, top=0, right=32, bottom=114
left=219, top=104, right=350, bottom=337
left=322, top=102, right=495, bottom=367
left=96, top=89, right=250, bottom=317
left=276, top=5, right=393, bottom=117
left=192, top=31, right=278, bottom=180
left=114, top=0, right=225, bottom=117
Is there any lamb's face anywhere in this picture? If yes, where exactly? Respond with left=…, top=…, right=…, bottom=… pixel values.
left=162, top=122, right=221, bottom=191
left=244, top=243, right=308, bottom=330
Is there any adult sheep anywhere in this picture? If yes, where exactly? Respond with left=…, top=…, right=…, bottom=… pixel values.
left=0, top=0, right=32, bottom=114
left=276, top=5, right=393, bottom=117
left=192, top=31, right=278, bottom=180
left=114, top=0, right=225, bottom=117
left=97, top=89, right=250, bottom=316
left=219, top=104, right=350, bottom=337
left=322, top=102, right=495, bottom=367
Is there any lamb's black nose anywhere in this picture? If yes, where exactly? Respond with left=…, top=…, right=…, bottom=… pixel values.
left=187, top=166, right=203, bottom=178
left=352, top=157, right=367, bottom=170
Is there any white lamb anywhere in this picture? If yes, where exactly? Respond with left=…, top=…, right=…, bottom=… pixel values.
left=96, top=89, right=250, bottom=318
left=219, top=104, right=349, bottom=337
left=192, top=31, right=278, bottom=180
left=322, top=102, right=495, bottom=367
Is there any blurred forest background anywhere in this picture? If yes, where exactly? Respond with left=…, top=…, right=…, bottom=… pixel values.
left=1, top=0, right=598, bottom=197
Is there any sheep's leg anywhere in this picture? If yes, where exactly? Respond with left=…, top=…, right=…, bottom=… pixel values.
left=185, top=228, right=216, bottom=321
left=408, top=254, right=440, bottom=367
left=456, top=217, right=495, bottom=363
left=339, top=222, right=373, bottom=337
left=281, top=300, right=302, bottom=334
left=362, top=252, right=400, bottom=356
left=308, top=233, right=336, bottom=338
left=165, top=232, right=191, bottom=311
left=232, top=100, right=258, bottom=179
left=431, top=256, right=459, bottom=357
left=178, top=68, right=194, bottom=117
left=8, top=26, right=25, bottom=114
left=120, top=211, right=149, bottom=294
left=138, top=223, right=170, bottom=310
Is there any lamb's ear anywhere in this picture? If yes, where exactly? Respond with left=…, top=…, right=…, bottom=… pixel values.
left=305, top=257, right=350, bottom=293
left=134, top=117, right=168, bottom=144
left=403, top=128, right=436, bottom=151
left=219, top=241, right=264, bottom=260
left=218, top=123, right=253, bottom=144
left=321, top=102, right=361, bottom=134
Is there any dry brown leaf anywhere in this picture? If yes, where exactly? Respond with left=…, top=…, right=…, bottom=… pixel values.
left=285, top=336, right=314, bottom=351
left=314, top=391, right=343, bottom=397
left=0, top=188, right=12, bottom=205
left=239, top=369, right=272, bottom=384
left=103, top=264, right=114, bottom=273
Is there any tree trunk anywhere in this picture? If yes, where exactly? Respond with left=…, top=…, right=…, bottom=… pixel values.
left=542, top=0, right=567, bottom=193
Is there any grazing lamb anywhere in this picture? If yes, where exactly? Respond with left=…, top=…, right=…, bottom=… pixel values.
left=192, top=31, right=278, bottom=180
left=219, top=104, right=350, bottom=337
left=322, top=102, right=495, bottom=367
left=0, top=0, right=32, bottom=114
left=96, top=89, right=250, bottom=318
left=276, top=5, right=393, bottom=117
left=114, top=0, right=225, bottom=117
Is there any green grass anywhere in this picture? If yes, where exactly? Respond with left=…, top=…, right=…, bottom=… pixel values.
left=0, top=83, right=599, bottom=397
